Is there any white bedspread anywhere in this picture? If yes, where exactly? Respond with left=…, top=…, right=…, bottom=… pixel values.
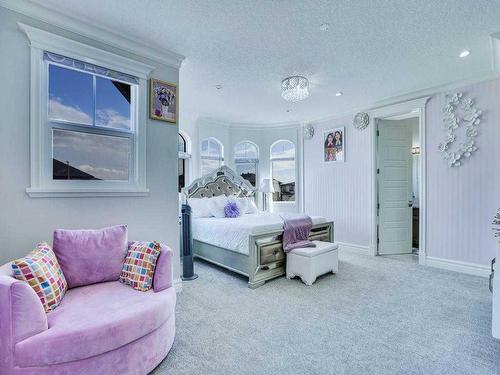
left=192, top=213, right=327, bottom=255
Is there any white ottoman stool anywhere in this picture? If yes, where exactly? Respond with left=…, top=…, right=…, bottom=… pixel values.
left=286, top=241, right=338, bottom=285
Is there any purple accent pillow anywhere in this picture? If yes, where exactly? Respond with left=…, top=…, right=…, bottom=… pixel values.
left=53, top=225, right=128, bottom=289
left=224, top=201, right=240, bottom=218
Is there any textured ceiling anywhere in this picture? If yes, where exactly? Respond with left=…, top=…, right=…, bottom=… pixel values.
left=28, top=0, right=500, bottom=124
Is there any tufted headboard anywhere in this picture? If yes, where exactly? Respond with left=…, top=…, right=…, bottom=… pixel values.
left=183, top=166, right=256, bottom=199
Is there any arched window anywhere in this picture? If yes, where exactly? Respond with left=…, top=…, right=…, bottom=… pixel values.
left=178, top=133, right=187, bottom=153
left=200, top=137, right=224, bottom=176
left=270, top=140, right=295, bottom=202
left=234, top=141, right=259, bottom=187
left=178, top=132, right=191, bottom=193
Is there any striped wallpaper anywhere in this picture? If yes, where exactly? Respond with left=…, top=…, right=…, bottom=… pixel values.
left=304, top=78, right=500, bottom=266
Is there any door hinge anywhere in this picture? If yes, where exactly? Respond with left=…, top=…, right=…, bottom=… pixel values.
left=376, top=130, right=380, bottom=136
left=377, top=168, right=380, bottom=174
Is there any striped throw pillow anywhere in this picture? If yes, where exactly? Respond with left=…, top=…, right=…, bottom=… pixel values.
left=12, top=242, right=68, bottom=312
left=120, top=241, right=161, bottom=291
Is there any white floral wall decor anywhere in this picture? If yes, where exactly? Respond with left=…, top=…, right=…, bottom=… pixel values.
left=353, top=112, right=369, bottom=130
left=303, top=123, right=315, bottom=140
left=438, top=92, right=482, bottom=167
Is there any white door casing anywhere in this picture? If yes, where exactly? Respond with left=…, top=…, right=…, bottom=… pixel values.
left=377, top=120, right=413, bottom=255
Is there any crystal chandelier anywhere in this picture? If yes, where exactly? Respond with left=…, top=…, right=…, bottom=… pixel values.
left=281, top=76, right=309, bottom=102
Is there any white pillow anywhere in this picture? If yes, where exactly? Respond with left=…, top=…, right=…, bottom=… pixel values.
left=207, top=195, right=229, bottom=218
left=245, top=197, right=259, bottom=214
left=188, top=197, right=212, bottom=218
left=235, top=197, right=248, bottom=214
left=235, top=197, right=258, bottom=214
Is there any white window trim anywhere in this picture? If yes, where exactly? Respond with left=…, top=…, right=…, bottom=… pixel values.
left=178, top=131, right=192, bottom=160
left=270, top=140, right=296, bottom=204
left=178, top=132, right=191, bottom=193
left=234, top=141, right=259, bottom=187
left=200, top=137, right=224, bottom=175
left=19, top=23, right=154, bottom=197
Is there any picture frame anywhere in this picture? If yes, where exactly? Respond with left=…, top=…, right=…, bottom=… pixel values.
left=150, top=78, right=178, bottom=123
left=324, top=127, right=345, bottom=163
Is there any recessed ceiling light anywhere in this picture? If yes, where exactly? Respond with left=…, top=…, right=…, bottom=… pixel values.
left=215, top=85, right=222, bottom=90
left=320, top=23, right=330, bottom=31
left=459, top=50, right=470, bottom=58
left=335, top=91, right=343, bottom=97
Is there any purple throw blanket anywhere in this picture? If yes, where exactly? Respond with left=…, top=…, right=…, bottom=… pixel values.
left=282, top=215, right=316, bottom=253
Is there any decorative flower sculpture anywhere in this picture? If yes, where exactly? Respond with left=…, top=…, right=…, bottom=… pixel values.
left=224, top=201, right=240, bottom=218
left=460, top=140, right=477, bottom=158
left=493, top=209, right=500, bottom=243
left=439, top=92, right=482, bottom=168
left=447, top=152, right=461, bottom=167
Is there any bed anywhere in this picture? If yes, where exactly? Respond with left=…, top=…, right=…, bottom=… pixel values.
left=183, top=166, right=334, bottom=288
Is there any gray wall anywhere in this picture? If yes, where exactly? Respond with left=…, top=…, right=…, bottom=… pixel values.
left=304, top=78, right=500, bottom=266
left=426, top=79, right=500, bottom=265
left=0, top=7, right=181, bottom=279
left=304, top=115, right=372, bottom=246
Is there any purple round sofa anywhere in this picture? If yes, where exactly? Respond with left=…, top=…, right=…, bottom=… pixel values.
left=0, top=242, right=176, bottom=375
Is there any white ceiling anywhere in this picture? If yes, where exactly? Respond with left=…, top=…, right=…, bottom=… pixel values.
left=27, top=0, right=500, bottom=124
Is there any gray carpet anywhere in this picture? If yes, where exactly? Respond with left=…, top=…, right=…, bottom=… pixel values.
left=152, top=250, right=500, bottom=375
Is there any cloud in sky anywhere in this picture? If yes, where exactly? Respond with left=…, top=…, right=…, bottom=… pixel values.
left=96, top=108, right=131, bottom=130
left=78, top=165, right=128, bottom=180
left=272, top=160, right=295, bottom=184
left=53, top=129, right=129, bottom=181
left=49, top=97, right=92, bottom=124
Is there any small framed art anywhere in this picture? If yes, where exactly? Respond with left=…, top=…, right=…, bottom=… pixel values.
left=150, top=78, right=177, bottom=123
left=324, top=127, right=345, bottom=162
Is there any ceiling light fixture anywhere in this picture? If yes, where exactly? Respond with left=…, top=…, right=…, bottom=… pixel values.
left=459, top=50, right=470, bottom=58
left=319, top=23, right=330, bottom=31
left=281, top=76, right=309, bottom=102
left=335, top=91, right=343, bottom=97
left=286, top=109, right=291, bottom=113
left=215, top=85, right=222, bottom=90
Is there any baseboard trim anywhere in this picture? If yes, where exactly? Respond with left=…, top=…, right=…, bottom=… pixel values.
left=173, top=278, right=183, bottom=293
left=336, top=242, right=370, bottom=254
left=425, top=256, right=490, bottom=278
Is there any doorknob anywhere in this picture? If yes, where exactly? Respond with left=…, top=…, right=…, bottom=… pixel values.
left=408, top=201, right=413, bottom=207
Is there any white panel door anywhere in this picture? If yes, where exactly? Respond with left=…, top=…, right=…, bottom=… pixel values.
left=377, top=120, right=413, bottom=255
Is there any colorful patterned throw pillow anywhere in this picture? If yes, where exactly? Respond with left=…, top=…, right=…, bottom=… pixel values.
left=120, top=241, right=161, bottom=291
left=12, top=242, right=68, bottom=312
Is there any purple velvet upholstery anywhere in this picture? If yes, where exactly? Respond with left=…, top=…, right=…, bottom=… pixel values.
left=53, top=225, right=128, bottom=288
left=153, top=244, right=173, bottom=292
left=0, top=241, right=176, bottom=375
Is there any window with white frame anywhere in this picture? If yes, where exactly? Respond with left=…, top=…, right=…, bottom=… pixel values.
left=48, top=52, right=136, bottom=182
left=234, top=141, right=258, bottom=187
left=200, top=138, right=224, bottom=176
left=270, top=140, right=296, bottom=202
left=21, top=24, right=152, bottom=197
left=178, top=133, right=191, bottom=192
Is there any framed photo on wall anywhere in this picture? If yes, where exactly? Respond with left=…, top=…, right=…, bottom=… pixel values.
left=324, top=127, right=345, bottom=163
left=150, top=78, right=177, bottom=123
